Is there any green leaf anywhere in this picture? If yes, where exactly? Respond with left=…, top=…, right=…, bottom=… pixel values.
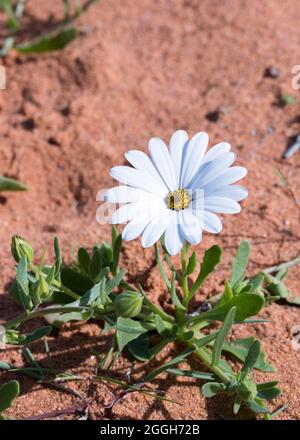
left=230, top=241, right=250, bottom=290
left=166, top=368, right=216, bottom=381
left=269, top=403, right=289, bottom=419
left=112, top=234, right=122, bottom=274
left=240, top=340, right=261, bottom=381
left=115, top=317, right=148, bottom=351
left=22, top=326, right=52, bottom=345
left=222, top=337, right=275, bottom=372
left=0, top=362, right=11, bottom=370
left=257, top=387, right=281, bottom=401
left=78, top=247, right=91, bottom=274
left=61, top=267, right=94, bottom=295
left=128, top=335, right=171, bottom=362
left=54, top=237, right=62, bottom=279
left=127, top=333, right=150, bottom=361
left=257, top=381, right=279, bottom=391
left=16, top=256, right=32, bottom=311
left=201, top=382, right=228, bottom=398
left=16, top=28, right=78, bottom=53
left=212, top=306, right=236, bottom=366
left=105, top=270, right=125, bottom=294
left=89, top=247, right=102, bottom=280
left=155, top=315, right=173, bottom=337
left=193, top=331, right=219, bottom=349
left=142, top=347, right=194, bottom=383
left=286, top=296, right=300, bottom=305
left=46, top=310, right=92, bottom=327
left=233, top=395, right=242, bottom=414
left=244, top=399, right=269, bottom=414
left=190, top=245, right=222, bottom=297
left=220, top=282, right=234, bottom=304
left=186, top=252, right=197, bottom=275
left=0, top=1, right=19, bottom=30
left=0, top=380, right=20, bottom=413
left=188, top=294, right=264, bottom=325
left=0, top=175, right=26, bottom=191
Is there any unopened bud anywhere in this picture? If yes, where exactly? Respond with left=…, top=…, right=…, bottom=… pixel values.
left=114, top=291, right=143, bottom=318
left=11, top=235, right=34, bottom=264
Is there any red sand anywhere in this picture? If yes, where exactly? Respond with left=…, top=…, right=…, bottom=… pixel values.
left=0, top=0, right=299, bottom=419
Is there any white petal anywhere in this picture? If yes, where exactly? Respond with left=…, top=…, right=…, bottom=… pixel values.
left=179, top=210, right=202, bottom=244
left=104, top=186, right=147, bottom=203
left=110, top=202, right=144, bottom=224
left=110, top=166, right=167, bottom=196
left=180, top=131, right=209, bottom=188
left=164, top=211, right=184, bottom=255
left=122, top=217, right=151, bottom=241
left=141, top=209, right=172, bottom=248
left=148, top=137, right=177, bottom=191
left=204, top=197, right=241, bottom=214
left=189, top=152, right=236, bottom=189
left=205, top=185, right=248, bottom=201
left=203, top=166, right=248, bottom=193
left=202, top=142, right=231, bottom=163
left=201, top=211, right=223, bottom=233
left=125, top=150, right=169, bottom=193
left=169, top=130, right=188, bottom=187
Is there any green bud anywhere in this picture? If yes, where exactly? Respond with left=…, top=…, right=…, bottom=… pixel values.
left=114, top=291, right=143, bottom=318
left=11, top=235, right=34, bottom=264
left=237, top=379, right=257, bottom=401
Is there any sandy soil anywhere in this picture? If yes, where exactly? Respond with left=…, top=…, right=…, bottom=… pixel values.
left=0, top=0, right=299, bottom=420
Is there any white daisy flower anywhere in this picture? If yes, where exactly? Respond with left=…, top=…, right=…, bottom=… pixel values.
left=104, top=130, right=248, bottom=255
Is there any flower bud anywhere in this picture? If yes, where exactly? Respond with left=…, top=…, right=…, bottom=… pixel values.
left=11, top=235, right=34, bottom=264
left=114, top=291, right=143, bottom=318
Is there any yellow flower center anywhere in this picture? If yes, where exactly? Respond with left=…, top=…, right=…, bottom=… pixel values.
left=166, top=188, right=191, bottom=211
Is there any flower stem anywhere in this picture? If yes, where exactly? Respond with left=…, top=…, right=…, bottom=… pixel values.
left=181, top=242, right=190, bottom=307
left=187, top=340, right=232, bottom=383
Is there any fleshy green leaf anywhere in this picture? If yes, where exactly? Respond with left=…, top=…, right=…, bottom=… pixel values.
left=105, top=270, right=125, bottom=295
left=240, top=340, right=261, bottom=381
left=142, top=347, right=194, bottom=382
left=0, top=380, right=20, bottom=413
left=190, top=245, right=222, bottom=297
left=257, top=387, right=281, bottom=401
left=127, top=333, right=150, bottom=361
left=222, top=337, right=275, bottom=372
left=212, top=306, right=236, bottom=366
left=201, top=382, right=228, bottom=398
left=230, top=241, right=250, bottom=290
left=61, top=267, right=94, bottom=295
left=115, top=317, right=148, bottom=351
left=0, top=175, right=26, bottom=191
left=22, top=326, right=52, bottom=345
left=188, top=294, right=264, bottom=325
left=16, top=256, right=32, bottom=311
left=16, top=28, right=78, bottom=53
left=54, top=237, right=62, bottom=280
left=78, top=247, right=91, bottom=274
left=89, top=247, right=102, bottom=280
left=166, top=368, right=216, bottom=381
left=186, top=252, right=197, bottom=275
left=244, top=399, right=269, bottom=414
left=112, top=234, right=122, bottom=274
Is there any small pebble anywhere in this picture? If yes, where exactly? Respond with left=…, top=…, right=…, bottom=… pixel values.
left=264, top=66, right=280, bottom=78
